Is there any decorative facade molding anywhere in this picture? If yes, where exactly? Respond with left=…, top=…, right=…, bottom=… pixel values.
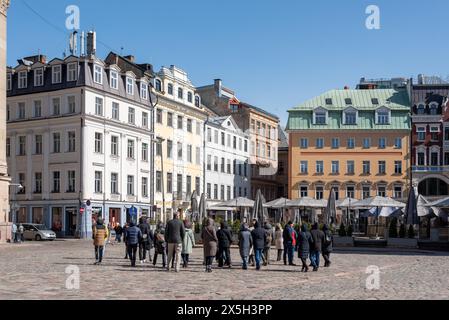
left=0, top=0, right=10, bottom=16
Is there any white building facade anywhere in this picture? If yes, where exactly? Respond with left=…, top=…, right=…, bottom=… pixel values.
left=204, top=116, right=251, bottom=201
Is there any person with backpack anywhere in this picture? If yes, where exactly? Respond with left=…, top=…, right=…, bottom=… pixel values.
left=92, top=218, right=109, bottom=265
left=322, top=224, right=333, bottom=267
left=153, top=222, right=167, bottom=268
left=238, top=223, right=253, bottom=270
left=181, top=220, right=195, bottom=268
left=251, top=221, right=266, bottom=271
left=297, top=224, right=312, bottom=272
left=310, top=223, right=325, bottom=271
left=217, top=221, right=233, bottom=268
left=124, top=221, right=142, bottom=267
left=201, top=218, right=218, bottom=273
left=138, top=217, right=153, bottom=264
left=262, top=221, right=274, bottom=266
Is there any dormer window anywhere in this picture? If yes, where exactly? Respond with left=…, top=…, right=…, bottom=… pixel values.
left=417, top=104, right=425, bottom=115
left=376, top=108, right=390, bottom=125
left=371, top=98, right=379, bottom=105
left=167, top=83, right=173, bottom=95
left=110, top=70, right=118, bottom=90
left=314, top=108, right=327, bottom=125
left=188, top=92, right=193, bottom=103
left=155, top=79, right=162, bottom=92
left=94, top=65, right=103, bottom=84
left=18, top=71, right=27, bottom=89
left=230, top=104, right=239, bottom=113
left=343, top=108, right=358, bottom=125
left=126, top=77, right=134, bottom=95
left=52, top=65, right=62, bottom=84
left=34, top=68, right=44, bottom=87
left=67, top=63, right=78, bottom=82
left=325, top=98, right=333, bottom=105
left=141, top=82, right=148, bottom=100
left=345, top=98, right=352, bottom=105
left=429, top=103, right=438, bottom=115
left=7, top=73, right=12, bottom=91
left=195, top=96, right=200, bottom=108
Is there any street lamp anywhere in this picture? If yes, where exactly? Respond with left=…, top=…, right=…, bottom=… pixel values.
left=148, top=82, right=159, bottom=222
left=9, top=184, right=24, bottom=223
left=156, top=137, right=166, bottom=223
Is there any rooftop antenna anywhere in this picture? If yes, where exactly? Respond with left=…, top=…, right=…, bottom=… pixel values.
left=80, top=31, right=85, bottom=56
left=69, top=31, right=78, bottom=56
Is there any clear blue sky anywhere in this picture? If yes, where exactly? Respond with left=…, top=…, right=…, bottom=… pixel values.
left=6, top=0, right=449, bottom=126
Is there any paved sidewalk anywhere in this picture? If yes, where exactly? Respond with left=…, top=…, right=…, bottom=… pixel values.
left=0, top=239, right=448, bottom=300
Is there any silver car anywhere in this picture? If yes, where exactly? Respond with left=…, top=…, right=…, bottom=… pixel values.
left=22, top=224, right=57, bottom=241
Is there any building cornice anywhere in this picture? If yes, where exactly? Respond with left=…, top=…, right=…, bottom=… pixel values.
left=0, top=0, right=10, bottom=17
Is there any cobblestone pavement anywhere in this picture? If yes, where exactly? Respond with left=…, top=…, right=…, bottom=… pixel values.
left=0, top=239, right=448, bottom=300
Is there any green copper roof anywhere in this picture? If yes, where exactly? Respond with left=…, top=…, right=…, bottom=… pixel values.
left=287, top=89, right=411, bottom=130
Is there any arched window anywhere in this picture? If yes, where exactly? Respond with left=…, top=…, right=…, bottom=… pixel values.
left=417, top=104, right=425, bottom=115
left=343, top=107, right=358, bottom=125
left=429, top=103, right=438, bottom=115
left=155, top=79, right=162, bottom=92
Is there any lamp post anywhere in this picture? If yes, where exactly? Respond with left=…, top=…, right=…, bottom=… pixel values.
left=156, top=137, right=165, bottom=223
left=9, top=184, right=23, bottom=224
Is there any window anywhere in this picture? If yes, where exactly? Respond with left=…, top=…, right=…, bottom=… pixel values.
left=347, top=160, right=355, bottom=174
left=331, top=138, right=340, bottom=149
left=325, top=98, right=333, bottom=105
left=18, top=102, right=25, bottom=119
left=394, top=185, right=402, bottom=199
left=155, top=79, right=162, bottom=92
left=362, top=186, right=370, bottom=199
left=94, top=171, right=102, bottom=193
left=67, top=63, right=78, bottom=82
left=34, top=135, right=42, bottom=155
left=34, top=68, right=44, bottom=87
left=394, top=138, right=402, bottom=149
left=53, top=133, right=61, bottom=153
left=196, top=121, right=201, bottom=135
left=52, top=98, right=60, bottom=116
left=167, top=83, right=173, bottom=95
left=6, top=105, right=9, bottom=121
left=300, top=186, right=308, bottom=198
left=430, top=126, right=440, bottom=141
left=314, top=110, right=327, bottom=125
left=417, top=152, right=425, bottom=166
left=95, top=97, right=103, bottom=116
left=347, top=138, right=355, bottom=149
left=316, top=186, right=324, bottom=200
left=331, top=161, right=339, bottom=174
left=431, top=151, right=439, bottom=166
left=300, top=161, right=308, bottom=174
left=233, top=136, right=237, bottom=149
left=126, top=77, right=134, bottom=95
left=187, top=145, right=192, bottom=163
left=111, top=136, right=118, bottom=156
left=206, top=184, right=211, bottom=199
left=178, top=175, right=184, bottom=198
left=142, top=177, right=148, bottom=197
left=316, top=138, right=324, bottom=149
left=7, top=73, right=12, bottom=90
left=363, top=138, right=371, bottom=149
left=195, top=96, right=200, bottom=107
left=94, top=65, right=103, bottom=84
left=33, top=100, right=42, bottom=118
left=178, top=87, right=183, bottom=99
left=316, top=161, right=324, bottom=174
left=127, top=175, right=134, bottom=195
left=214, top=184, right=218, bottom=200
left=68, top=131, right=76, bottom=152
left=445, top=127, right=449, bottom=141
left=167, top=140, right=173, bottom=159
left=244, top=140, right=248, bottom=152
left=110, top=70, right=118, bottom=89
left=177, top=116, right=183, bottom=129
left=52, top=65, right=62, bottom=84
left=196, top=147, right=201, bottom=165
left=300, top=138, right=308, bottom=149
left=34, top=172, right=42, bottom=194
left=52, top=171, right=60, bottom=193
left=95, top=132, right=103, bottom=153
left=430, top=103, right=438, bottom=115
left=18, top=136, right=26, bottom=156
left=18, top=173, right=26, bottom=194
left=207, top=155, right=212, bottom=171
left=141, top=82, right=148, bottom=100
left=156, top=109, right=163, bottom=124
left=377, top=185, right=386, bottom=197
left=111, top=102, right=119, bottom=120
left=346, top=186, right=355, bottom=198
left=67, top=171, right=76, bottom=193
left=128, top=107, right=135, bottom=124
left=167, top=173, right=173, bottom=193
left=378, top=161, right=386, bottom=174
left=363, top=161, right=371, bottom=174
left=377, top=109, right=390, bottom=124
left=417, top=104, right=425, bottom=115
left=111, top=173, right=118, bottom=194
left=6, top=138, right=10, bottom=157
left=214, top=156, right=219, bottom=172
left=187, top=92, right=193, bottom=103
left=177, top=142, right=183, bottom=160
left=378, top=138, right=386, bottom=149
left=67, top=96, right=76, bottom=114
left=345, top=98, right=352, bottom=105
left=187, top=119, right=192, bottom=133
left=167, top=112, right=173, bottom=127
left=142, top=143, right=149, bottom=161
left=186, top=176, right=192, bottom=195
left=395, top=161, right=402, bottom=174
left=417, top=127, right=426, bottom=141
left=344, top=111, right=357, bottom=125
left=226, top=159, right=231, bottom=174
left=127, top=140, right=135, bottom=159
left=371, top=98, right=379, bottom=105
left=18, top=71, right=27, bottom=89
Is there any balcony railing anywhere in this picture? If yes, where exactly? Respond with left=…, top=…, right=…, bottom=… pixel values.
left=412, top=166, right=449, bottom=173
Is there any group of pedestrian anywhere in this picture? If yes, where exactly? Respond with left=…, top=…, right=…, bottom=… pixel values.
left=11, top=223, right=24, bottom=243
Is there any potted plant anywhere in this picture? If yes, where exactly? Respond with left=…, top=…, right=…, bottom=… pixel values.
left=388, top=223, right=418, bottom=249
left=333, top=223, right=354, bottom=247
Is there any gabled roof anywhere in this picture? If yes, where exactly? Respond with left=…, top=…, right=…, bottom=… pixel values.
left=105, top=52, right=153, bottom=79
left=240, top=102, right=280, bottom=121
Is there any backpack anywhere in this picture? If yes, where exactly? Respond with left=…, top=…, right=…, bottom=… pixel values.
left=265, top=230, right=273, bottom=245
left=324, top=233, right=332, bottom=245
left=156, top=232, right=165, bottom=243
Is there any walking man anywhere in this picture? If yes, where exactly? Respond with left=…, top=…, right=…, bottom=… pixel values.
left=238, top=223, right=253, bottom=270
left=262, top=221, right=274, bottom=266
left=217, top=221, right=233, bottom=268
left=283, top=221, right=296, bottom=266
left=251, top=221, right=266, bottom=271
left=138, top=217, right=152, bottom=264
left=92, top=218, right=109, bottom=265
left=153, top=222, right=167, bottom=268
left=322, top=224, right=333, bottom=267
left=125, top=221, right=142, bottom=267
left=11, top=223, right=17, bottom=243
left=310, top=223, right=325, bottom=271
left=165, top=211, right=185, bottom=272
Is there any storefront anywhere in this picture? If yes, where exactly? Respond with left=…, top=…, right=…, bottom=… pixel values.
left=32, top=207, right=44, bottom=224
left=51, top=207, right=63, bottom=237
left=65, top=207, right=78, bottom=237
left=109, top=208, right=121, bottom=228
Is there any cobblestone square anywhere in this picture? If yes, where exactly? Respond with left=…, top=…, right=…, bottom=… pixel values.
left=0, top=240, right=448, bottom=300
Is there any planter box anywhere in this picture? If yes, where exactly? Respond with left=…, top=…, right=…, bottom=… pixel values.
left=387, top=238, right=418, bottom=249
left=333, top=236, right=354, bottom=247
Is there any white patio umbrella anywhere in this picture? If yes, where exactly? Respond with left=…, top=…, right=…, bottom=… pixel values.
left=287, top=197, right=327, bottom=224
left=218, top=197, right=255, bottom=223
left=265, top=197, right=291, bottom=223
left=425, top=197, right=449, bottom=217
left=336, top=198, right=359, bottom=226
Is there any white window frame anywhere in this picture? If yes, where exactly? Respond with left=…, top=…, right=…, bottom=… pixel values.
left=18, top=71, right=27, bottom=89
left=34, top=68, right=44, bottom=87
left=375, top=107, right=391, bottom=125
left=313, top=108, right=327, bottom=125
left=141, top=82, right=148, bottom=100
left=126, top=77, right=134, bottom=95
left=429, top=102, right=439, bottom=115
left=67, top=63, right=78, bottom=82
left=7, top=73, right=12, bottom=91
left=343, top=108, right=358, bottom=125
left=52, top=65, right=62, bottom=84
left=110, top=70, right=118, bottom=90
left=94, top=64, right=103, bottom=84
left=417, top=126, right=426, bottom=141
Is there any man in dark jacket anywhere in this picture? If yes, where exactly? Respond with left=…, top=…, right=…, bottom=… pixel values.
left=262, top=222, right=274, bottom=266
left=282, top=221, right=295, bottom=266
left=322, top=224, right=333, bottom=267
left=153, top=222, right=167, bottom=268
left=114, top=224, right=123, bottom=243
left=251, top=221, right=266, bottom=270
left=310, top=223, right=325, bottom=271
left=124, top=221, right=142, bottom=267
left=297, top=224, right=312, bottom=272
left=138, top=217, right=154, bottom=264
left=217, top=222, right=233, bottom=268
left=165, top=211, right=185, bottom=272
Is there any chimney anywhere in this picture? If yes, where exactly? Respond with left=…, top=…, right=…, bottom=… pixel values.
left=86, top=31, right=97, bottom=56
left=24, top=55, right=47, bottom=64
left=418, top=74, right=425, bottom=85
left=80, top=31, right=85, bottom=56
left=344, top=85, right=350, bottom=90
left=214, top=79, right=222, bottom=97
left=124, top=55, right=135, bottom=63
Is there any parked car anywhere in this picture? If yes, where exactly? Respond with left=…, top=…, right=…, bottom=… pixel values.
left=22, top=224, right=57, bottom=241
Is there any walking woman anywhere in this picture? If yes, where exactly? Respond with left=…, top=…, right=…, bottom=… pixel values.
left=238, top=223, right=253, bottom=270
left=201, top=218, right=218, bottom=273
left=297, top=224, right=312, bottom=272
left=181, top=220, right=195, bottom=268
left=274, top=223, right=284, bottom=262
left=322, top=224, right=333, bottom=267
